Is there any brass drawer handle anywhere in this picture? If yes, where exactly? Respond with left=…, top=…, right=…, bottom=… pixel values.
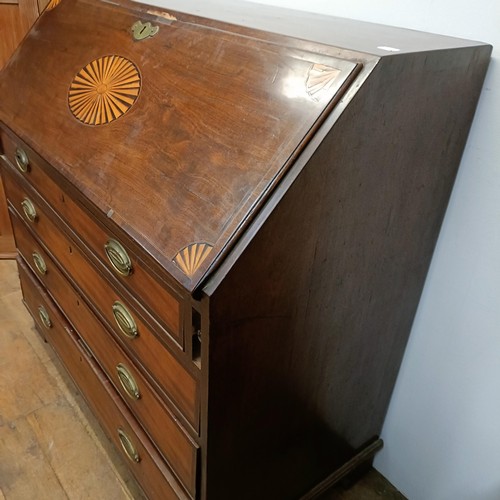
left=21, top=198, right=37, bottom=223
left=112, top=301, right=138, bottom=339
left=117, top=428, right=140, bottom=463
left=38, top=305, right=52, bottom=329
left=32, top=251, right=47, bottom=275
left=116, top=363, right=140, bottom=400
left=104, top=239, right=132, bottom=276
left=15, top=147, right=29, bottom=173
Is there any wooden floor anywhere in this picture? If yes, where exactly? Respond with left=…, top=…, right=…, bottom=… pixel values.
left=0, top=259, right=146, bottom=499
left=0, top=258, right=405, bottom=499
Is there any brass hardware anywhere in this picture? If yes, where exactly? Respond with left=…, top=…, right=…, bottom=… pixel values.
left=21, top=198, right=37, bottom=222
left=117, top=428, right=140, bottom=463
left=112, top=301, right=138, bottom=339
left=104, top=239, right=132, bottom=276
left=32, top=252, right=47, bottom=275
left=131, top=20, right=159, bottom=41
left=14, top=147, right=29, bottom=173
left=116, top=363, right=140, bottom=400
left=38, top=305, right=52, bottom=329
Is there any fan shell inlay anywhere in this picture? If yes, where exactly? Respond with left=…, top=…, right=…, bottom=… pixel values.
left=45, top=0, right=62, bottom=10
left=174, top=243, right=214, bottom=278
left=306, top=63, right=341, bottom=100
left=68, top=55, right=141, bottom=126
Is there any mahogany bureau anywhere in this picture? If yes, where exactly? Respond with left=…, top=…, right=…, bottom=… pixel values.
left=0, top=0, right=491, bottom=498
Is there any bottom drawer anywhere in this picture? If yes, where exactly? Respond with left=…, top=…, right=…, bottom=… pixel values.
left=17, top=259, right=189, bottom=500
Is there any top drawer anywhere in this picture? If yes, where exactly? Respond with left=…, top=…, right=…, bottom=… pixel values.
left=1, top=130, right=184, bottom=347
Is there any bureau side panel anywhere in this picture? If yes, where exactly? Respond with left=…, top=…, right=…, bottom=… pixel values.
left=203, top=45, right=491, bottom=499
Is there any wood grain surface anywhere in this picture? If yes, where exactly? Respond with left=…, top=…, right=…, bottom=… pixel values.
left=0, top=1, right=491, bottom=498
left=0, top=258, right=405, bottom=499
left=202, top=40, right=491, bottom=500
left=0, top=0, right=359, bottom=290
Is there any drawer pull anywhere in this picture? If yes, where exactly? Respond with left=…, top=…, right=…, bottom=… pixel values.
left=15, top=147, right=29, bottom=173
left=21, top=198, right=37, bottom=223
left=117, top=428, right=140, bottom=463
left=112, top=301, right=138, bottom=339
left=32, top=252, right=47, bottom=275
left=104, top=239, right=132, bottom=276
left=116, top=363, right=140, bottom=400
left=38, top=305, right=52, bottom=329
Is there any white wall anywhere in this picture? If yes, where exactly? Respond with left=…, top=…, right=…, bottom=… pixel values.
left=241, top=1, right=499, bottom=498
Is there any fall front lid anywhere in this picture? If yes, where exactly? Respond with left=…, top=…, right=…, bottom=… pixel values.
left=0, top=0, right=360, bottom=291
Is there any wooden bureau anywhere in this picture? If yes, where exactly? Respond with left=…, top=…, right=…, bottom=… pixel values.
left=0, top=0, right=491, bottom=498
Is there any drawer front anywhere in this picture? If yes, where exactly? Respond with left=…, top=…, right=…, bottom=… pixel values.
left=7, top=184, right=199, bottom=430
left=1, top=131, right=182, bottom=345
left=1, top=132, right=69, bottom=219
left=14, top=217, right=198, bottom=495
left=17, top=261, right=189, bottom=500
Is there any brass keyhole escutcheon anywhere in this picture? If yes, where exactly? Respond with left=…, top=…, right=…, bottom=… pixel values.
left=131, top=20, right=159, bottom=41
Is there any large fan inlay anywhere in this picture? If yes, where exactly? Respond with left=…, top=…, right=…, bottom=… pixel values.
left=68, top=55, right=141, bottom=125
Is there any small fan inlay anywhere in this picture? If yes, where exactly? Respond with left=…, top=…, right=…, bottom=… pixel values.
left=306, top=63, right=341, bottom=100
left=174, top=243, right=213, bottom=278
left=45, top=0, right=62, bottom=11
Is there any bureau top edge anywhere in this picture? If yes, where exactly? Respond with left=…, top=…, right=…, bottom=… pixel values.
left=127, top=0, right=490, bottom=57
